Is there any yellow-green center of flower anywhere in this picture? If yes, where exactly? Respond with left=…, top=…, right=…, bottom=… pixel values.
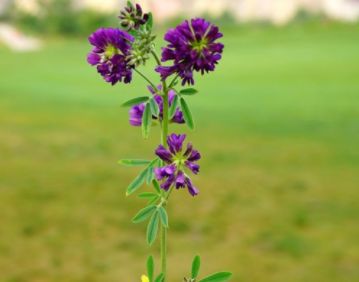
left=191, top=38, right=208, bottom=54
left=173, top=153, right=186, bottom=169
left=104, top=44, right=118, bottom=59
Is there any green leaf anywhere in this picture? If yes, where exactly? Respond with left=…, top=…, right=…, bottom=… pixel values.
left=198, top=272, right=232, bottom=282
left=147, top=255, right=154, bottom=282
left=132, top=205, right=157, bottom=223
left=168, top=95, right=179, bottom=119
left=122, top=96, right=149, bottom=107
left=146, top=211, right=160, bottom=245
left=149, top=98, right=160, bottom=117
left=154, top=273, right=164, bottom=282
left=180, top=88, right=198, bottom=96
left=126, top=168, right=148, bottom=196
left=146, top=166, right=154, bottom=184
left=118, top=159, right=151, bottom=166
left=146, top=12, right=153, bottom=30
left=142, top=103, right=152, bottom=139
left=180, top=97, right=195, bottom=130
left=191, top=255, right=201, bottom=279
left=138, top=192, right=158, bottom=199
left=152, top=179, right=161, bottom=194
left=158, top=206, right=168, bottom=228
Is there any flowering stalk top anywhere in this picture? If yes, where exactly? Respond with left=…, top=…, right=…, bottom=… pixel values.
left=86, top=2, right=230, bottom=281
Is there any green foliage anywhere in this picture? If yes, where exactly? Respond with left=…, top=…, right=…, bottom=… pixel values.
left=147, top=255, right=154, bottom=282
left=191, top=256, right=201, bottom=279
left=180, top=88, right=198, bottom=96
left=169, top=95, right=179, bottom=119
left=147, top=211, right=160, bottom=245
left=158, top=206, right=168, bottom=228
left=118, top=159, right=151, bottom=166
left=122, top=96, right=149, bottom=107
left=180, top=98, right=195, bottom=130
left=132, top=205, right=157, bottom=223
left=198, top=272, right=232, bottom=282
left=142, top=103, right=152, bottom=139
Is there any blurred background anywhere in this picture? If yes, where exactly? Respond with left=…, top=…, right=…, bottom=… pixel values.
left=0, top=0, right=358, bottom=281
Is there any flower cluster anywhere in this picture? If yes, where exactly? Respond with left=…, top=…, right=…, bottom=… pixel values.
left=119, top=1, right=149, bottom=31
left=87, top=28, right=134, bottom=85
left=156, top=18, right=224, bottom=85
left=155, top=134, right=201, bottom=196
left=129, top=85, right=184, bottom=126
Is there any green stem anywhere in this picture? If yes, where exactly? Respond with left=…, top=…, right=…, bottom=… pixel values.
left=160, top=84, right=169, bottom=280
left=134, top=69, right=157, bottom=90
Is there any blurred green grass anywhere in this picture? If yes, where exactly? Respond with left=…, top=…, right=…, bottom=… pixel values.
left=0, top=22, right=358, bottom=282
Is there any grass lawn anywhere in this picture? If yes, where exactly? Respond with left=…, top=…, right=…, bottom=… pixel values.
left=0, top=22, right=358, bottom=282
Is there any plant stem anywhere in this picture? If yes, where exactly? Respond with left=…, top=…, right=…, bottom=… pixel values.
left=160, top=84, right=169, bottom=280
left=134, top=69, right=157, bottom=90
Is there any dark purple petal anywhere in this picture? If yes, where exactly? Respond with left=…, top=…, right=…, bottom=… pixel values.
left=185, top=177, right=199, bottom=196
left=129, top=104, right=145, bottom=126
left=167, top=134, right=186, bottom=154
left=187, top=149, right=201, bottom=162
left=161, top=174, right=175, bottom=191
left=155, top=145, right=173, bottom=163
left=175, top=171, right=186, bottom=189
left=185, top=161, right=200, bottom=174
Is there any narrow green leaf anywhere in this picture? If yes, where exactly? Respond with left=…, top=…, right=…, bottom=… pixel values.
left=180, top=88, right=198, bottom=96
left=191, top=255, right=201, bottom=279
left=198, top=272, right=232, bottom=282
left=147, top=256, right=154, bottom=282
left=158, top=206, right=169, bottom=228
left=146, top=166, right=154, bottom=184
left=138, top=192, right=158, bottom=199
left=154, top=273, right=164, bottom=282
left=180, top=97, right=195, bottom=130
left=122, top=96, right=149, bottom=107
left=152, top=179, right=161, bottom=194
left=118, top=159, right=151, bottom=166
left=146, top=211, right=160, bottom=245
left=146, top=12, right=153, bottom=30
left=126, top=168, right=148, bottom=196
left=149, top=98, right=159, bottom=117
left=132, top=205, right=157, bottom=223
left=148, top=196, right=160, bottom=205
left=142, top=103, right=152, bottom=139
left=168, top=95, right=179, bottom=119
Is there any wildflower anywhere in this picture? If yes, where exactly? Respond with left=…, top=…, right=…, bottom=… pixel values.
left=155, top=134, right=200, bottom=196
left=87, top=28, right=134, bottom=85
left=129, top=85, right=184, bottom=126
left=156, top=18, right=224, bottom=85
left=119, top=1, right=149, bottom=31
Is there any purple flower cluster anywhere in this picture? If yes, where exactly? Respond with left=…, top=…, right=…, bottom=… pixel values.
left=129, top=85, right=184, bottom=126
left=87, top=28, right=134, bottom=85
left=155, top=134, right=201, bottom=196
left=156, top=18, right=224, bottom=85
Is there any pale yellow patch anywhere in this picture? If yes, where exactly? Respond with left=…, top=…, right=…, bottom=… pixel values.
left=141, top=275, right=149, bottom=282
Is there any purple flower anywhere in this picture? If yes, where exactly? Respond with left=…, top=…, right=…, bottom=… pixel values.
left=87, top=28, right=134, bottom=85
left=156, top=18, right=224, bottom=85
left=129, top=85, right=185, bottom=126
left=154, top=134, right=201, bottom=196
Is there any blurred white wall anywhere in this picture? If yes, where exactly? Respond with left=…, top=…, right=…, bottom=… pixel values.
left=9, top=0, right=359, bottom=24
